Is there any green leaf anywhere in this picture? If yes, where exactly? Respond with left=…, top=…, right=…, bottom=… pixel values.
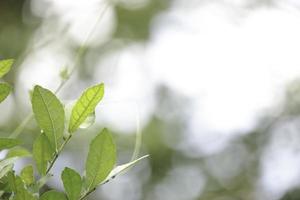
left=0, top=138, right=20, bottom=151
left=61, top=167, right=82, bottom=200
left=68, top=83, right=104, bottom=133
left=0, top=59, right=14, bottom=78
left=7, top=172, right=37, bottom=200
left=85, top=128, right=116, bottom=190
left=64, top=102, right=95, bottom=139
left=79, top=112, right=95, bottom=129
left=6, top=147, right=31, bottom=158
left=102, top=155, right=149, bottom=184
left=0, top=164, right=13, bottom=179
left=32, top=134, right=54, bottom=176
left=0, top=83, right=12, bottom=103
left=20, top=166, right=34, bottom=186
left=32, top=85, right=65, bottom=150
left=40, top=190, right=67, bottom=200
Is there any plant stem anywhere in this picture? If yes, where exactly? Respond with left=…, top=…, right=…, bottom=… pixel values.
left=131, top=102, right=142, bottom=161
left=45, top=135, right=72, bottom=174
left=9, top=113, right=34, bottom=139
left=79, top=188, right=96, bottom=200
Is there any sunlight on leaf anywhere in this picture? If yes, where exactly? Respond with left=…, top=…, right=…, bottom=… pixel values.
left=68, top=83, right=104, bottom=133
left=0, top=59, right=14, bottom=78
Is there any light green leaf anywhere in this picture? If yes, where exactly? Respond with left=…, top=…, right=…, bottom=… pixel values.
left=0, top=83, right=12, bottom=103
left=85, top=128, right=116, bottom=190
left=0, top=164, right=13, bottom=179
left=8, top=172, right=37, bottom=200
left=0, top=138, right=20, bottom=151
left=40, top=190, right=67, bottom=200
left=20, top=166, right=34, bottom=186
left=79, top=112, right=95, bottom=129
left=32, top=134, right=54, bottom=176
left=64, top=102, right=95, bottom=138
left=6, top=147, right=31, bottom=158
left=0, top=59, right=14, bottom=78
left=102, top=155, right=149, bottom=184
left=61, top=167, right=82, bottom=200
left=68, top=83, right=104, bottom=133
left=32, top=85, right=65, bottom=150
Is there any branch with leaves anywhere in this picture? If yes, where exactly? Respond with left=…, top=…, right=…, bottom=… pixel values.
left=0, top=59, right=148, bottom=200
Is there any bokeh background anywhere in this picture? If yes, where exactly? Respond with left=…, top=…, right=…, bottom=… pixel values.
left=2, top=0, right=300, bottom=199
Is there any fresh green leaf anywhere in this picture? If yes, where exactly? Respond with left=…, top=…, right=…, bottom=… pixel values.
left=32, top=134, right=54, bottom=176
left=0, top=59, right=14, bottom=78
left=64, top=101, right=96, bottom=139
left=79, top=112, right=95, bottom=129
left=102, top=155, right=149, bottom=184
left=85, top=128, right=116, bottom=190
left=20, top=166, right=34, bottom=186
left=7, top=172, right=37, bottom=200
left=61, top=167, right=82, bottom=200
left=40, top=190, right=67, bottom=200
left=0, top=138, right=20, bottom=151
left=32, top=85, right=65, bottom=150
left=6, top=147, right=31, bottom=158
left=0, top=83, right=12, bottom=103
left=68, top=83, right=104, bottom=133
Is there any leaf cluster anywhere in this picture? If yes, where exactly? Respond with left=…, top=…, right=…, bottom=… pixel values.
left=0, top=59, right=147, bottom=200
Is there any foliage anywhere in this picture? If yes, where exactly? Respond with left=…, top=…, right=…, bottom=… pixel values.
left=0, top=58, right=147, bottom=199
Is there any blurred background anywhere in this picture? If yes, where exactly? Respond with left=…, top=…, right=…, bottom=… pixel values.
left=2, top=0, right=300, bottom=199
